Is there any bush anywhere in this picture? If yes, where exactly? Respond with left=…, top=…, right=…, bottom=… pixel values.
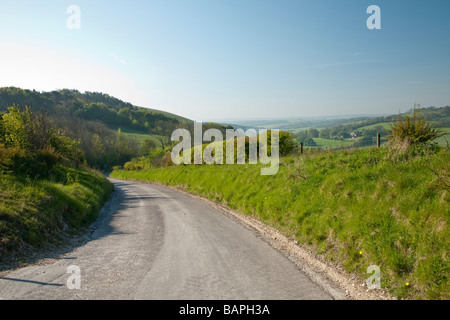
left=0, top=144, right=61, bottom=178
left=0, top=106, right=86, bottom=177
left=302, top=137, right=317, bottom=146
left=0, top=144, right=22, bottom=172
left=353, top=135, right=374, bottom=148
left=279, top=130, right=296, bottom=155
left=386, top=105, right=444, bottom=148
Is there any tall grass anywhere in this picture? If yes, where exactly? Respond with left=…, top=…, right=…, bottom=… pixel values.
left=0, top=165, right=113, bottom=259
left=111, top=146, right=449, bottom=299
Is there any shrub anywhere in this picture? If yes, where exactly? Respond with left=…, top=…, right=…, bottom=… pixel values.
left=302, top=137, right=317, bottom=147
left=279, top=130, right=296, bottom=155
left=0, top=144, right=21, bottom=172
left=386, top=105, right=444, bottom=148
left=0, top=106, right=86, bottom=176
left=13, top=147, right=60, bottom=178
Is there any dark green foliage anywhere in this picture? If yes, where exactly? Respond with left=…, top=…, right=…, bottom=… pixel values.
left=0, top=87, right=183, bottom=134
left=302, top=137, right=317, bottom=147
left=279, top=130, right=296, bottom=155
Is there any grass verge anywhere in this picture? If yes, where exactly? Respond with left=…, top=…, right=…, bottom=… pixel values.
left=0, top=165, right=113, bottom=260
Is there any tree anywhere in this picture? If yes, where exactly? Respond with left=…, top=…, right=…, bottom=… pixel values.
left=0, top=106, right=87, bottom=175
left=153, top=120, right=177, bottom=150
left=1, top=106, right=56, bottom=152
left=92, top=133, right=106, bottom=158
left=1, top=105, right=33, bottom=149
left=279, top=131, right=296, bottom=156
left=303, top=137, right=317, bottom=146
left=141, top=138, right=157, bottom=155
left=319, top=128, right=331, bottom=139
left=308, top=128, right=319, bottom=138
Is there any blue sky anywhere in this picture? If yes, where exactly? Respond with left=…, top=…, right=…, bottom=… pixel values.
left=0, top=0, right=449, bottom=121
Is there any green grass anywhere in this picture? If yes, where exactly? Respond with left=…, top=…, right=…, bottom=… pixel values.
left=312, top=138, right=354, bottom=148
left=0, top=165, right=113, bottom=259
left=122, top=131, right=160, bottom=146
left=434, top=128, right=450, bottom=147
left=111, top=146, right=450, bottom=300
left=356, top=122, right=395, bottom=131
left=107, top=125, right=161, bottom=146
left=435, top=133, right=450, bottom=146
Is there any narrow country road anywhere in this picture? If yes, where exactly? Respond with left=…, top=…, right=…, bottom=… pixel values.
left=0, top=178, right=338, bottom=300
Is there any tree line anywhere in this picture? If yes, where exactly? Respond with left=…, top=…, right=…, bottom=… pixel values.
left=0, top=87, right=182, bottom=134
left=0, top=87, right=236, bottom=169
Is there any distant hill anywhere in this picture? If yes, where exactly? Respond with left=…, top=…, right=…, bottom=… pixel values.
left=292, top=105, right=450, bottom=149
left=219, top=116, right=386, bottom=132
left=219, top=107, right=450, bottom=133
left=0, top=87, right=193, bottom=132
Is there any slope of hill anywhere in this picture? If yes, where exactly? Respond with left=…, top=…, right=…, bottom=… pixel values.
left=0, top=87, right=232, bottom=168
left=0, top=87, right=189, bottom=133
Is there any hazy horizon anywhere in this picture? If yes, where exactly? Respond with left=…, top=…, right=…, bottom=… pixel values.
left=1, top=1, right=449, bottom=122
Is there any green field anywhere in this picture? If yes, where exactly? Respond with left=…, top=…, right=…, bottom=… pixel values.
left=122, top=131, right=160, bottom=146
left=434, top=128, right=450, bottom=146
left=108, top=125, right=162, bottom=146
left=356, top=122, right=394, bottom=131
left=311, top=138, right=354, bottom=148
left=111, top=146, right=450, bottom=300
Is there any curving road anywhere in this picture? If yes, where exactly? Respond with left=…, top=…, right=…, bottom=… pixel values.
left=0, top=178, right=336, bottom=300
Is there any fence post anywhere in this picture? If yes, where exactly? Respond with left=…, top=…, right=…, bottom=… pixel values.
left=300, top=142, right=304, bottom=154
left=377, top=133, right=381, bottom=148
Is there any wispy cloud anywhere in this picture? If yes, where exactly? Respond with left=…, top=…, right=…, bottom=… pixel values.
left=110, top=53, right=128, bottom=65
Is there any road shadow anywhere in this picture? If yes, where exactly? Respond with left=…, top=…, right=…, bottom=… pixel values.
left=0, top=277, right=64, bottom=287
left=0, top=179, right=152, bottom=274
